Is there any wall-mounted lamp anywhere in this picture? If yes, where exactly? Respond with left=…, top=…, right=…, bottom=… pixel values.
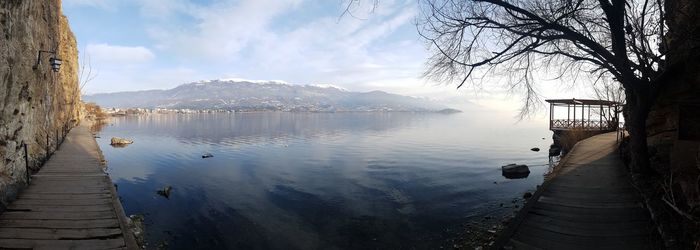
left=49, top=57, right=62, bottom=72
left=33, top=50, right=62, bottom=72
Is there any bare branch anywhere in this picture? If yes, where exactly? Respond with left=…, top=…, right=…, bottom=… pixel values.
left=418, top=0, right=667, bottom=117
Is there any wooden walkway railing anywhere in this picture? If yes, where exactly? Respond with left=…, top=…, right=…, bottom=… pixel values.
left=493, top=132, right=660, bottom=249
left=550, top=119, right=618, bottom=131
left=0, top=124, right=137, bottom=249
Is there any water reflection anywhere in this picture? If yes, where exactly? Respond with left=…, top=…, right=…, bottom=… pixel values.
left=96, top=112, right=551, bottom=249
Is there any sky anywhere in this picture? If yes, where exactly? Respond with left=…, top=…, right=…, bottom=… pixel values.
left=62, top=0, right=590, bottom=117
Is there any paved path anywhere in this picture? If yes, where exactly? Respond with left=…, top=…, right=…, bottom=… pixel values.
left=495, top=132, right=660, bottom=249
left=0, top=124, right=137, bottom=249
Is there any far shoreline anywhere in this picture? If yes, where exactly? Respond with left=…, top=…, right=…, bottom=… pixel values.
left=103, top=108, right=463, bottom=116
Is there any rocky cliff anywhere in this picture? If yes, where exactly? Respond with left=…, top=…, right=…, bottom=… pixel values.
left=0, top=1, right=80, bottom=208
left=644, top=0, right=700, bottom=246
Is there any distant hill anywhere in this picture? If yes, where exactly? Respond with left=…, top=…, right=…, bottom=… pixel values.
left=83, top=79, right=452, bottom=112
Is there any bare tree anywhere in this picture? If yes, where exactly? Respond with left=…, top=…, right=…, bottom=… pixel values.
left=416, top=0, right=687, bottom=174
left=78, top=50, right=98, bottom=94
left=340, top=0, right=379, bottom=19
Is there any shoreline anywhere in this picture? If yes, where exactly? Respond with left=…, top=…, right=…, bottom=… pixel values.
left=83, top=118, right=140, bottom=249
left=103, top=109, right=462, bottom=116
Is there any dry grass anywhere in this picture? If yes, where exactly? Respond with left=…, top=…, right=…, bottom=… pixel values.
left=559, top=128, right=595, bottom=152
left=83, top=102, right=108, bottom=132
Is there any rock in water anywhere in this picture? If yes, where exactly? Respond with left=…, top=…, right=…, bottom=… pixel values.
left=202, top=153, right=214, bottom=158
left=501, top=164, right=530, bottom=179
left=157, top=186, right=172, bottom=199
left=530, top=147, right=540, bottom=152
left=523, top=192, right=533, bottom=199
left=110, top=137, right=134, bottom=145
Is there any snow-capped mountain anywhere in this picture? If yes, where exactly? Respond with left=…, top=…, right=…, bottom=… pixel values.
left=83, top=79, right=451, bottom=112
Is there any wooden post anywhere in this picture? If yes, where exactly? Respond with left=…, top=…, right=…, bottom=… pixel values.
left=24, top=143, right=30, bottom=183
left=549, top=103, right=553, bottom=130
left=567, top=104, right=570, bottom=125
left=581, top=104, right=586, bottom=129
left=46, top=133, right=49, bottom=159
left=599, top=105, right=603, bottom=130
left=572, top=104, right=575, bottom=128
left=587, top=105, right=590, bottom=129
left=606, top=105, right=612, bottom=129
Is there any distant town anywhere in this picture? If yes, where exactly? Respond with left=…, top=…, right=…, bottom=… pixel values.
left=101, top=107, right=462, bottom=116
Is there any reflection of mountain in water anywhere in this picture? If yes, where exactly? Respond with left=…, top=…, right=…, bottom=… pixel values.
left=97, top=112, right=552, bottom=249
left=108, top=112, right=443, bottom=146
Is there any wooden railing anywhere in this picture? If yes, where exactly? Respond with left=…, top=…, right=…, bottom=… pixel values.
left=550, top=119, right=617, bottom=131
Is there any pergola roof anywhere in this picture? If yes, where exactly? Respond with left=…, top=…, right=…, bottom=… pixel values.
left=545, top=98, right=620, bottom=106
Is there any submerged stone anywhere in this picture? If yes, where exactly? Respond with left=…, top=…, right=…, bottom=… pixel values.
left=157, top=186, right=172, bottom=199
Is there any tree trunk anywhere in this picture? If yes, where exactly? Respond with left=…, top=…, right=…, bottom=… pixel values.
left=624, top=86, right=653, bottom=174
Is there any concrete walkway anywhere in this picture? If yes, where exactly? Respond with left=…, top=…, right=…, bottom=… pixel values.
left=495, top=132, right=660, bottom=249
left=0, top=124, right=137, bottom=249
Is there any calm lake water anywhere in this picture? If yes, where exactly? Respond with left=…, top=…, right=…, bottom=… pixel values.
left=95, top=112, right=554, bottom=249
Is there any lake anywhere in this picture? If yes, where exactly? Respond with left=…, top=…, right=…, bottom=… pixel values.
left=95, top=112, right=554, bottom=249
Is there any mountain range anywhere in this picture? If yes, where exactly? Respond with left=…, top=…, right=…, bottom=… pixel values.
left=83, top=79, right=454, bottom=112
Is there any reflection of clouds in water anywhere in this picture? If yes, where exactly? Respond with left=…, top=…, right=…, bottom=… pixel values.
left=107, top=112, right=435, bottom=146
left=101, top=112, right=553, bottom=249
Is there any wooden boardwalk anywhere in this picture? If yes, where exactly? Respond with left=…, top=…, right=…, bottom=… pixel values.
left=495, top=132, right=660, bottom=250
left=0, top=124, right=137, bottom=249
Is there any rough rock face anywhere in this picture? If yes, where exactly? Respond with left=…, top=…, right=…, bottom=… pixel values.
left=0, top=1, right=80, bottom=208
left=645, top=0, right=700, bottom=245
left=647, top=0, right=700, bottom=200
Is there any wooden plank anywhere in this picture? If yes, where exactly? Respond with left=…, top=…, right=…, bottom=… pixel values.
left=493, top=133, right=659, bottom=249
left=1, top=211, right=116, bottom=220
left=23, top=188, right=111, bottom=194
left=532, top=201, right=649, bottom=219
left=24, top=181, right=109, bottom=187
left=0, top=227, right=122, bottom=240
left=528, top=207, right=649, bottom=223
left=543, top=184, right=636, bottom=192
left=537, top=195, right=642, bottom=209
left=0, top=219, right=119, bottom=229
left=0, top=124, right=149, bottom=249
left=542, top=188, right=639, bottom=202
left=521, top=214, right=655, bottom=237
left=28, top=183, right=110, bottom=189
left=13, top=198, right=112, bottom=207
left=18, top=193, right=112, bottom=200
left=6, top=204, right=116, bottom=212
left=514, top=224, right=656, bottom=250
left=0, top=238, right=125, bottom=250
left=32, top=174, right=108, bottom=178
left=34, top=171, right=105, bottom=175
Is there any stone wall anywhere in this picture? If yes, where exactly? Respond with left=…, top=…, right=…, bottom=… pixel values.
left=0, top=1, right=80, bottom=208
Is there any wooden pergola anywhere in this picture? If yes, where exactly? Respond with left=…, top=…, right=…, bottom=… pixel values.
left=546, top=98, right=621, bottom=131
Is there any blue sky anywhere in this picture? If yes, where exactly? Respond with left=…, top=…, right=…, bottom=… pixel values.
left=62, top=0, right=586, bottom=115
left=63, top=1, right=432, bottom=92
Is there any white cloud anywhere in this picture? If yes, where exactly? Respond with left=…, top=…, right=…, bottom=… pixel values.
left=63, top=0, right=118, bottom=10
left=146, top=0, right=305, bottom=60
left=85, top=43, right=155, bottom=64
